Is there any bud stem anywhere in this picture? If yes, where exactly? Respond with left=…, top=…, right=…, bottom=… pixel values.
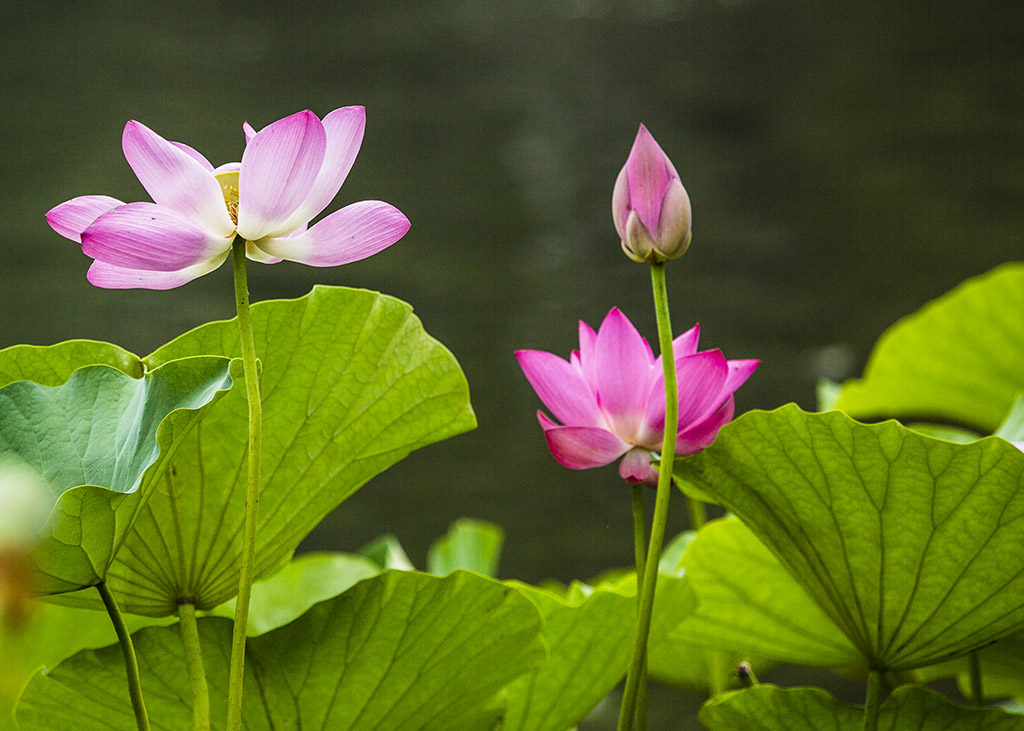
left=617, top=262, right=677, bottom=731
left=225, top=237, right=263, bottom=731
left=631, top=484, right=649, bottom=731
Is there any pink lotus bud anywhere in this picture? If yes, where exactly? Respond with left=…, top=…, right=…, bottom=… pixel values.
left=612, top=124, right=692, bottom=263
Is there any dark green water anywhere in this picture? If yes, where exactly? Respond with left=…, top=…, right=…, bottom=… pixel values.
left=2, top=1, right=1022, bottom=726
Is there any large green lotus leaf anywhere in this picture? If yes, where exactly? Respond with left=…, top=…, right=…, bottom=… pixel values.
left=205, top=551, right=381, bottom=636
left=674, top=518, right=860, bottom=668
left=16, top=570, right=543, bottom=731
left=0, top=340, right=142, bottom=388
left=699, top=684, right=1024, bottom=730
left=675, top=405, right=1024, bottom=671
left=834, top=262, right=1024, bottom=432
left=0, top=357, right=234, bottom=593
left=80, top=285, right=475, bottom=615
left=500, top=582, right=634, bottom=731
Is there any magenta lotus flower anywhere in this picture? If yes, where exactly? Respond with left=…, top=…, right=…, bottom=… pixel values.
left=46, top=107, right=410, bottom=289
left=516, top=308, right=758, bottom=484
left=612, top=124, right=692, bottom=264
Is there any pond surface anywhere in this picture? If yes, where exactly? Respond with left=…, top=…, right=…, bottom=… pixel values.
left=2, top=1, right=1021, bottom=725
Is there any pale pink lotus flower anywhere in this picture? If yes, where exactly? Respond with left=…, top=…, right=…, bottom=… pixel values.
left=46, top=107, right=410, bottom=289
left=516, top=308, right=758, bottom=485
left=612, top=124, right=692, bottom=264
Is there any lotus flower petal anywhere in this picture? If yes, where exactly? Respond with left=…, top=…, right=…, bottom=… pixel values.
left=638, top=350, right=730, bottom=448
left=676, top=396, right=735, bottom=455
left=46, top=195, right=124, bottom=243
left=252, top=200, right=409, bottom=267
left=516, top=350, right=605, bottom=428
left=544, top=426, right=629, bottom=470
left=169, top=141, right=215, bottom=172
left=82, top=202, right=229, bottom=272
left=625, top=125, right=674, bottom=233
left=87, top=252, right=230, bottom=290
left=122, top=121, right=235, bottom=237
left=724, top=358, right=760, bottom=394
left=273, top=106, right=367, bottom=234
left=653, top=323, right=701, bottom=371
left=619, top=447, right=658, bottom=484
left=236, top=110, right=326, bottom=241
left=593, top=308, right=654, bottom=439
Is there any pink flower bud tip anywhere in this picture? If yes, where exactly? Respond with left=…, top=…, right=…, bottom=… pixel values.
left=612, top=124, right=692, bottom=264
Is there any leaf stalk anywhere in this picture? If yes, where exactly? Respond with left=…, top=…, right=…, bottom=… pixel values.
left=178, top=601, right=211, bottom=731
left=97, top=581, right=150, bottom=731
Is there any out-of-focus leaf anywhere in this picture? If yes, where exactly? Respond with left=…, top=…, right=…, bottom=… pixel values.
left=205, top=551, right=380, bottom=636
left=834, top=262, right=1024, bottom=432
left=427, top=518, right=503, bottom=577
left=916, top=632, right=1024, bottom=702
left=360, top=534, right=416, bottom=571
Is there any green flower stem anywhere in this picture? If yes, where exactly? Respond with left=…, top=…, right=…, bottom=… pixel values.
left=631, top=485, right=648, bottom=731
left=97, top=581, right=150, bottom=731
left=617, top=262, right=678, bottom=731
left=226, top=237, right=263, bottom=731
left=968, top=650, right=984, bottom=706
left=686, top=495, right=707, bottom=530
left=862, top=669, right=882, bottom=731
left=178, top=601, right=211, bottom=731
left=632, top=485, right=647, bottom=581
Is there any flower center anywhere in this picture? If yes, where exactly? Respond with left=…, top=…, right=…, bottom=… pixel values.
left=214, top=170, right=241, bottom=227
left=223, top=186, right=239, bottom=225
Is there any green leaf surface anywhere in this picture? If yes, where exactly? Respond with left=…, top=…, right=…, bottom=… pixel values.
left=89, top=285, right=475, bottom=615
left=205, top=551, right=381, bottom=636
left=501, top=582, right=634, bottom=731
left=16, top=570, right=543, bottom=731
left=0, top=340, right=142, bottom=389
left=834, top=262, right=1024, bottom=432
left=699, top=684, right=1024, bottom=730
left=674, top=518, right=860, bottom=668
left=675, top=405, right=1024, bottom=671
left=427, top=518, right=504, bottom=577
left=0, top=357, right=233, bottom=593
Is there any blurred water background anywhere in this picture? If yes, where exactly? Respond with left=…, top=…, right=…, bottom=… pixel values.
left=2, top=0, right=1022, bottom=726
